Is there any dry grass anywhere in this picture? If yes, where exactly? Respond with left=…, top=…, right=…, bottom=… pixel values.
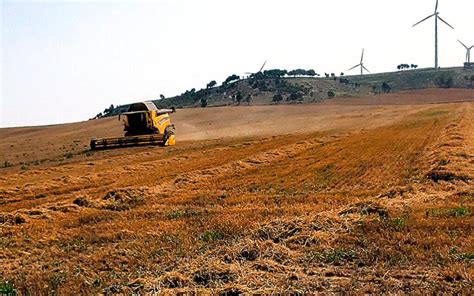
left=0, top=95, right=473, bottom=294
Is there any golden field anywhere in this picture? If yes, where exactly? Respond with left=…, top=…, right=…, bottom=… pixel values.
left=0, top=89, right=473, bottom=294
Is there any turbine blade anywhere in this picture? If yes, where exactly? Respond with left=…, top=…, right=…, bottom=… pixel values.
left=360, top=48, right=364, bottom=63
left=258, top=60, right=267, bottom=73
left=362, top=65, right=370, bottom=73
left=413, top=14, right=435, bottom=27
left=458, top=40, right=468, bottom=50
left=435, top=0, right=438, bottom=13
left=348, top=64, right=360, bottom=71
left=437, top=16, right=454, bottom=29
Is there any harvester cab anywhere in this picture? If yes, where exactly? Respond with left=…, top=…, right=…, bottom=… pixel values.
left=90, top=102, right=176, bottom=150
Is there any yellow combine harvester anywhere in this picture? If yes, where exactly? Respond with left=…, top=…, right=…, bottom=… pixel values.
left=90, top=101, right=176, bottom=150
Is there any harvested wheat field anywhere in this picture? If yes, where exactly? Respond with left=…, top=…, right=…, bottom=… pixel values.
left=0, top=89, right=473, bottom=294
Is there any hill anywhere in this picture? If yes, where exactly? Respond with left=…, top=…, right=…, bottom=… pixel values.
left=97, top=67, right=474, bottom=117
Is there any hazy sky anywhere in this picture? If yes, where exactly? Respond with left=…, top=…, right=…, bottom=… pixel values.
left=1, top=0, right=473, bottom=127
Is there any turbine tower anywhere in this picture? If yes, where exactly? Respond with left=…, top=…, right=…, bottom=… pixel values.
left=413, top=0, right=454, bottom=69
left=348, top=49, right=370, bottom=76
left=245, top=61, right=267, bottom=76
left=458, top=40, right=473, bottom=64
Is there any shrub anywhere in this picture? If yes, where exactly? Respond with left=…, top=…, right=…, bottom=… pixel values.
left=289, top=92, right=303, bottom=101
left=435, top=74, right=454, bottom=88
left=272, top=93, right=283, bottom=102
left=449, top=248, right=474, bottom=261
left=427, top=207, right=470, bottom=218
left=327, top=90, right=335, bottom=98
left=382, top=82, right=391, bottom=93
left=199, top=230, right=223, bottom=242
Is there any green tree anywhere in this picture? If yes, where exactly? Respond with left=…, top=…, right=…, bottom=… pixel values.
left=236, top=91, right=243, bottom=105
left=223, top=74, right=240, bottom=85
left=382, top=82, right=391, bottom=93
left=200, top=98, right=207, bottom=107
left=245, top=94, right=252, bottom=105
left=206, top=80, right=217, bottom=89
left=272, top=93, right=283, bottom=102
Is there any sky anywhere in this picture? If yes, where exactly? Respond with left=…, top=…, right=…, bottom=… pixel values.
left=1, top=0, right=473, bottom=127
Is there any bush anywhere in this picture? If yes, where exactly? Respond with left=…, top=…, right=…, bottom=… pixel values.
left=435, top=74, right=454, bottom=88
left=272, top=93, right=283, bottom=102
left=199, top=230, right=223, bottom=242
left=382, top=82, right=391, bottom=93
left=289, top=92, right=303, bottom=101
left=427, top=207, right=470, bottom=218
left=327, top=91, right=335, bottom=98
left=200, top=98, right=208, bottom=108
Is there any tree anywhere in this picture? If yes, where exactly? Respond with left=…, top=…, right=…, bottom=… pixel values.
left=435, top=74, right=453, bottom=88
left=104, top=104, right=114, bottom=115
left=160, top=94, right=165, bottom=100
left=340, top=72, right=345, bottom=76
left=382, top=82, right=391, bottom=93
left=272, top=93, right=283, bottom=102
left=289, top=92, right=303, bottom=101
left=245, top=94, right=252, bottom=105
left=263, top=69, right=287, bottom=78
left=223, top=74, right=240, bottom=85
left=200, top=98, right=208, bottom=107
left=306, top=69, right=317, bottom=77
left=207, top=80, right=217, bottom=89
left=236, top=91, right=243, bottom=105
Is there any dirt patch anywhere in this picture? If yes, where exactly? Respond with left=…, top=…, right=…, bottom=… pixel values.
left=0, top=213, right=26, bottom=225
left=425, top=169, right=471, bottom=183
left=192, top=265, right=236, bottom=287
left=158, top=272, right=189, bottom=288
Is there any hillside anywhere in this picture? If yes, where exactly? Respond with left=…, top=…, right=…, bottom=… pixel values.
left=98, top=67, right=474, bottom=117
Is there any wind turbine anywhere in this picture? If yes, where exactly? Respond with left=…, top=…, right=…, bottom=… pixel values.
left=458, top=40, right=473, bottom=64
left=413, top=0, right=454, bottom=68
left=348, top=49, right=370, bottom=76
left=245, top=60, right=267, bottom=76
